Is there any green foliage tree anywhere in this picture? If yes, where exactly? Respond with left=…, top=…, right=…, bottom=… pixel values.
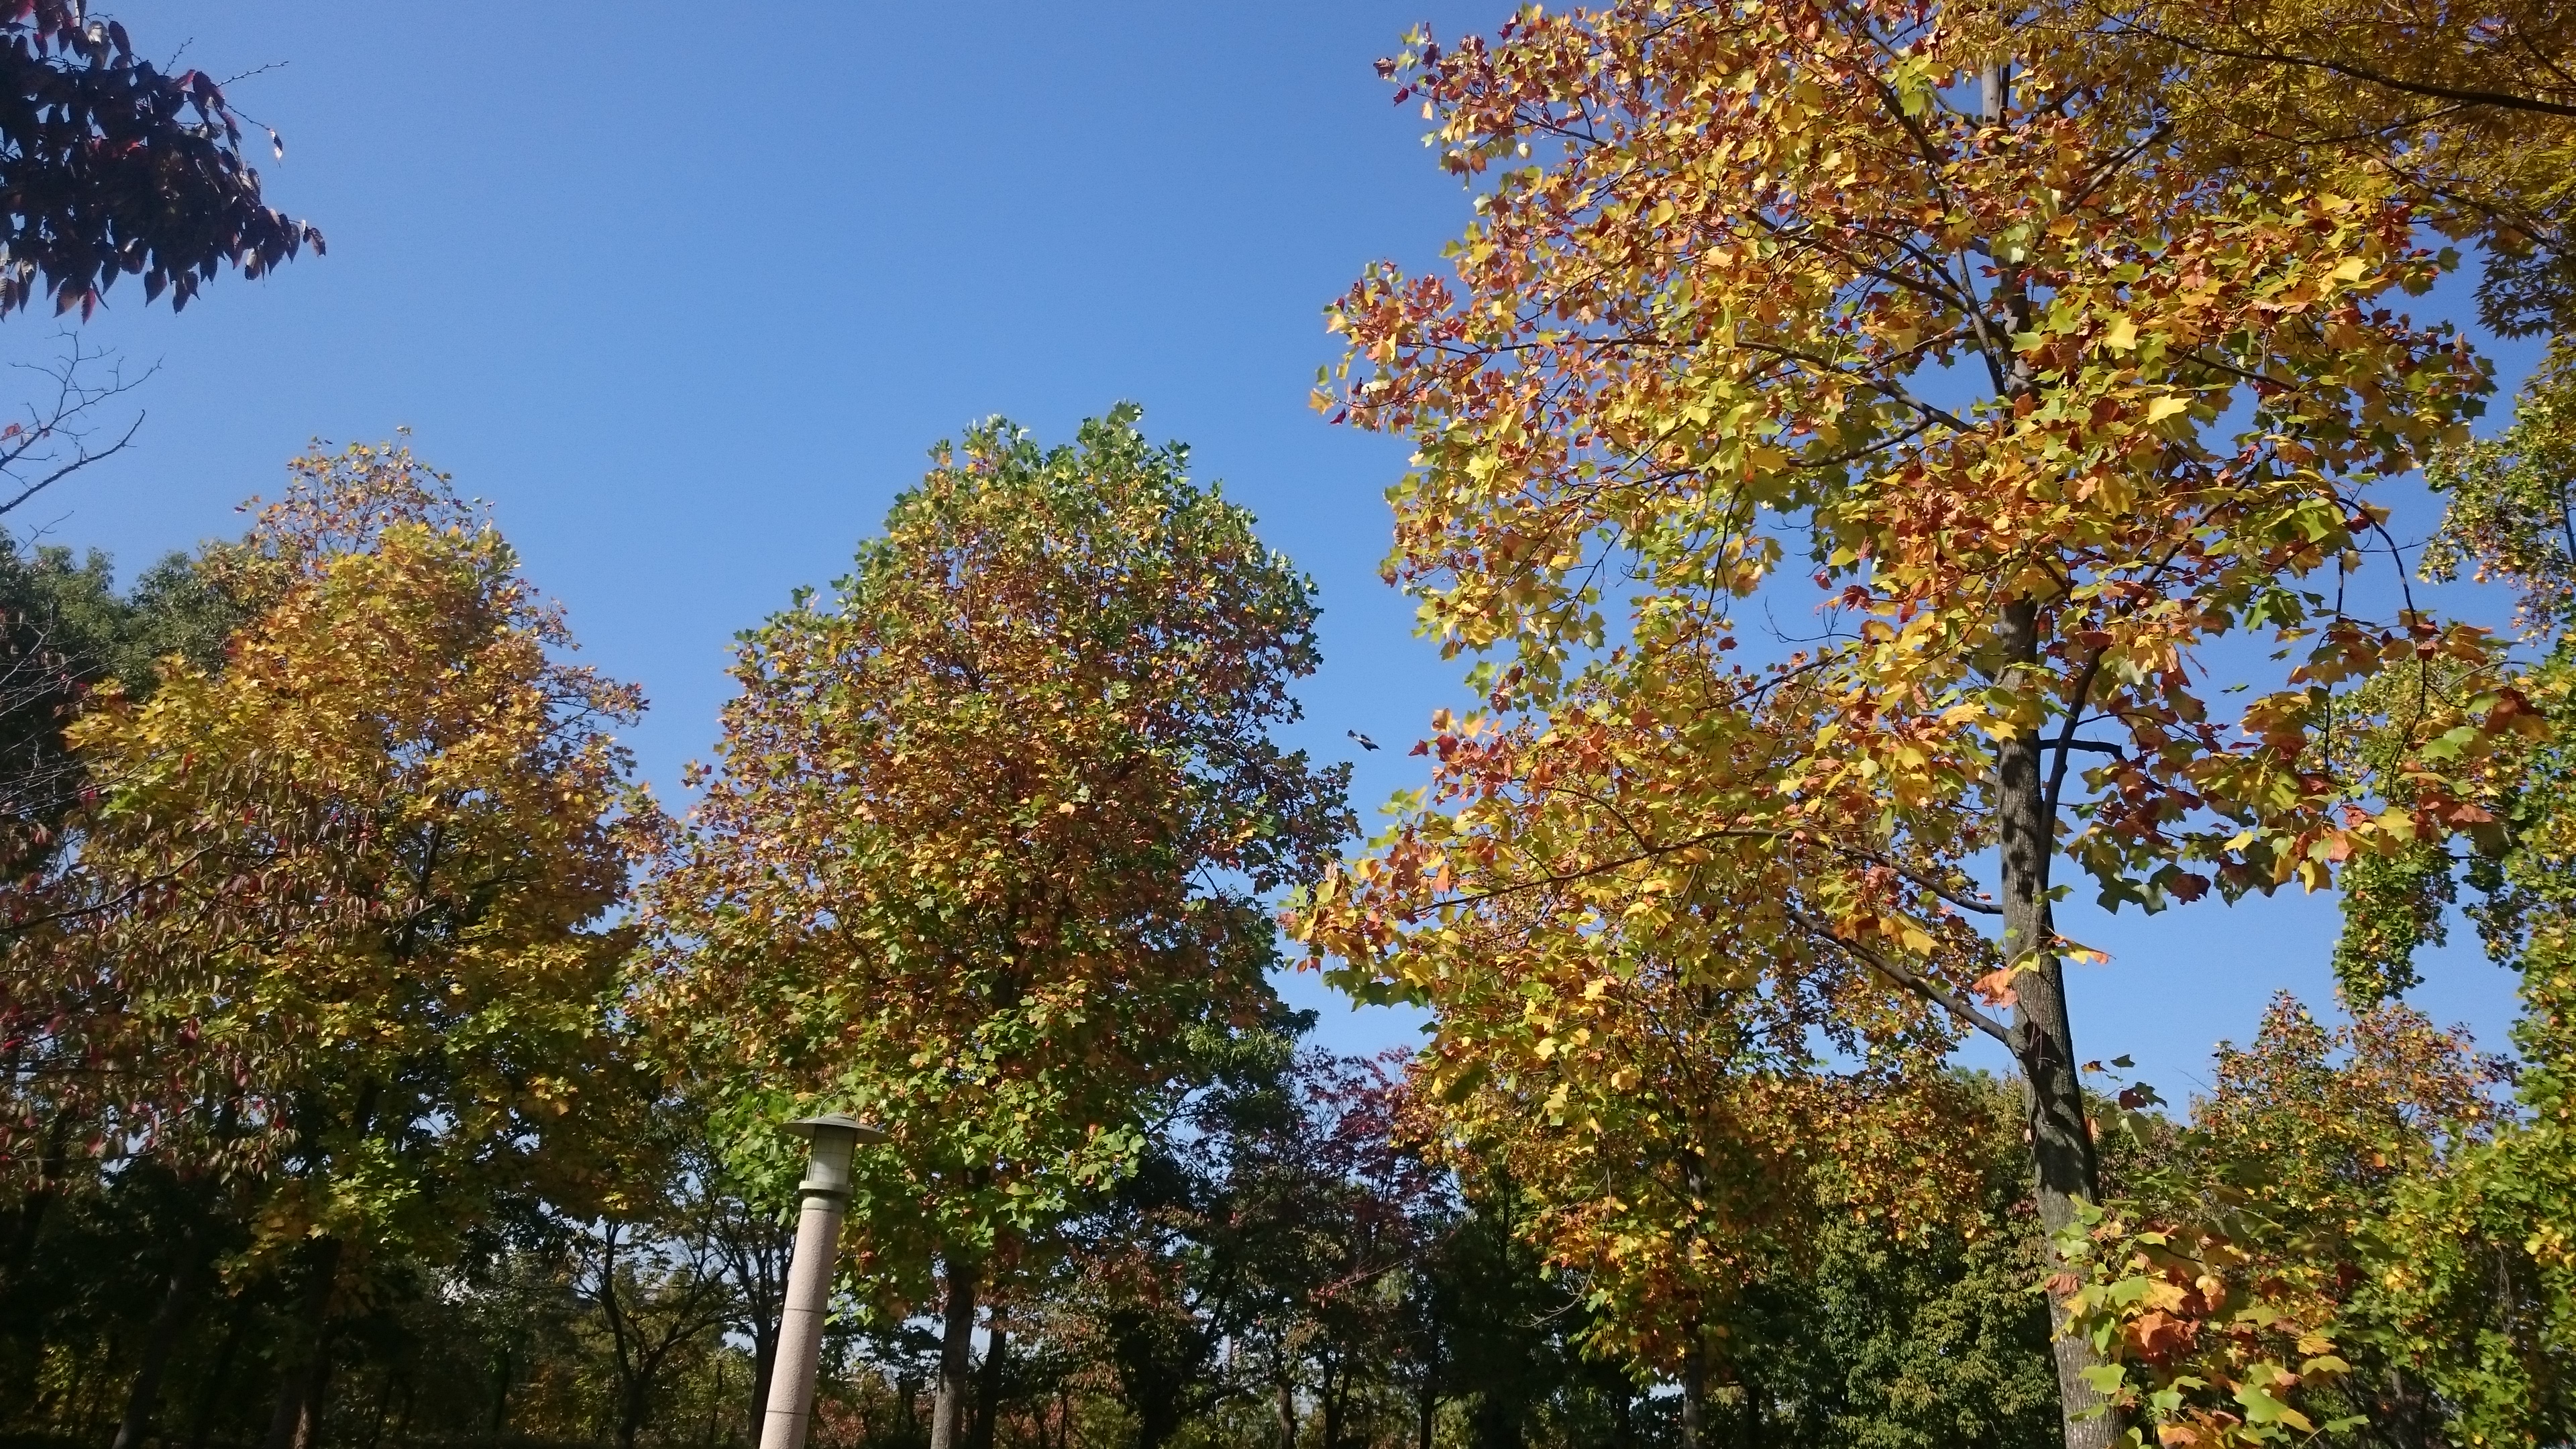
left=1711, top=1075, right=2063, bottom=1449
left=637, top=407, right=1350, bottom=1449
left=2279, top=343, right=2576, bottom=1446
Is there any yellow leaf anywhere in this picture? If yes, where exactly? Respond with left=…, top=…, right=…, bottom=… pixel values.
left=2143, top=395, right=2190, bottom=425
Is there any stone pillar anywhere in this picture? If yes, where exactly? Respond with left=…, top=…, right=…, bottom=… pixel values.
left=756, top=1114, right=885, bottom=1449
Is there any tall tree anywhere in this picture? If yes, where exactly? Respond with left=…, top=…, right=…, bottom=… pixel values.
left=637, top=407, right=1350, bottom=1449
left=1294, top=5, right=2502, bottom=1446
left=11, top=443, right=656, bottom=1449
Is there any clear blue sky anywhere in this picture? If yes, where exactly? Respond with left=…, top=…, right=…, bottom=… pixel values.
left=30, top=3, right=2539, bottom=1102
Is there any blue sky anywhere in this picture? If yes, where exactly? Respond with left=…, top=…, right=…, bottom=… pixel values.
left=28, top=3, right=2542, bottom=1101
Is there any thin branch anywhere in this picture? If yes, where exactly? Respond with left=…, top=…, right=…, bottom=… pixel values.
left=1786, top=904, right=2016, bottom=1046
left=0, top=336, right=156, bottom=519
left=2105, top=19, right=2576, bottom=118
left=1827, top=844, right=2002, bottom=915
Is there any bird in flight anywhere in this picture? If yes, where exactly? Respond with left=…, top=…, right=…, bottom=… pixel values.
left=1347, top=730, right=1379, bottom=751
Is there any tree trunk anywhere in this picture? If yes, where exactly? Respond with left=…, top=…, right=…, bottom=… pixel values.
left=702, top=1360, right=726, bottom=1449
left=1679, top=1348, right=1705, bottom=1449
left=1994, top=600, right=2117, bottom=1449
left=619, top=1379, right=648, bottom=1449
left=262, top=1236, right=342, bottom=1449
left=968, top=1316, right=1008, bottom=1449
left=360, top=1371, right=397, bottom=1449
left=595, top=1223, right=649, bottom=1449
left=927, top=1258, right=978, bottom=1449
left=184, top=1310, right=244, bottom=1449
left=1970, top=49, right=2119, bottom=1447
left=385, top=1379, right=413, bottom=1449
left=1414, top=1342, right=1436, bottom=1449
left=1275, top=1374, right=1296, bottom=1449
left=488, top=1346, right=513, bottom=1437
left=745, top=1327, right=777, bottom=1445
left=111, top=1241, right=207, bottom=1449
left=724, top=1214, right=790, bottom=1448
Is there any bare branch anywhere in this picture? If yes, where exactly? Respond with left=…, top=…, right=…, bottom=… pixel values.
left=0, top=333, right=155, bottom=520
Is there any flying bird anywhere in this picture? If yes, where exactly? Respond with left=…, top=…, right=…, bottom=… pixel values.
left=1347, top=730, right=1380, bottom=751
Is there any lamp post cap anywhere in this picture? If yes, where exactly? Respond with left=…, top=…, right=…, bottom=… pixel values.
left=785, top=1112, right=887, bottom=1144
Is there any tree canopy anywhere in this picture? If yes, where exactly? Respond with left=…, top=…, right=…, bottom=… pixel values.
left=637, top=407, right=1351, bottom=1448
left=1289, top=1, right=2538, bottom=1445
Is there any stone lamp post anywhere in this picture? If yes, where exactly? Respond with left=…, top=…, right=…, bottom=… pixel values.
left=757, top=1112, right=888, bottom=1449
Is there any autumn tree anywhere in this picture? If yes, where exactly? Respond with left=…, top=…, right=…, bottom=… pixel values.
left=2290, top=343, right=2576, bottom=1445
left=7, top=443, right=657, bottom=1449
left=1293, top=4, right=2506, bottom=1446
left=637, top=407, right=1350, bottom=1449
left=2045, top=993, right=2555, bottom=1448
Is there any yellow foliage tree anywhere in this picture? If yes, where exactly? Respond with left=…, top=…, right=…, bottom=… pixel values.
left=12, top=443, right=657, bottom=1449
left=1292, top=3, right=2515, bottom=1445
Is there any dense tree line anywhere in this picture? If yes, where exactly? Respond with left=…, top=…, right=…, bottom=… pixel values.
left=0, top=431, right=2068, bottom=1449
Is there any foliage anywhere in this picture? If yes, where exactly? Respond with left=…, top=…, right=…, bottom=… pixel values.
left=2055, top=1207, right=2353, bottom=1449
left=0, top=0, right=325, bottom=318
left=2423, top=345, right=2576, bottom=638
left=2322, top=338, right=2576, bottom=1443
left=1293, top=3, right=2506, bottom=1442
left=2017, top=0, right=2576, bottom=337
left=11, top=3, right=2572, bottom=1440
left=30, top=440, right=657, bottom=1222
left=2059, top=997, right=2510, bottom=1447
left=1044, top=1040, right=1426, bottom=1449
left=1711, top=1075, right=2064, bottom=1449
left=0, top=536, right=241, bottom=866
left=1320, top=685, right=1991, bottom=1364
left=0, top=441, right=659, bottom=1445
left=638, top=407, right=1350, bottom=1294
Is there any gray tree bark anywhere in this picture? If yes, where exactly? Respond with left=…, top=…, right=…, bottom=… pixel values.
left=1978, top=52, right=2122, bottom=1448
left=1996, top=600, right=2118, bottom=1449
left=926, top=1260, right=979, bottom=1449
